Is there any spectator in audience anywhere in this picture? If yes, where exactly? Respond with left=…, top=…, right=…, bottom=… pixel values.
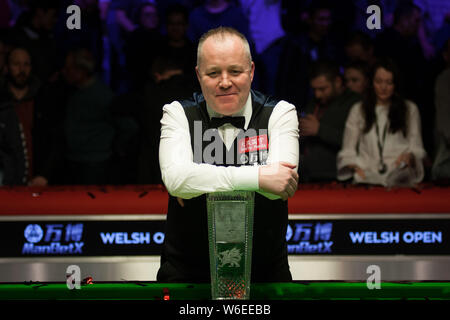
left=433, top=12, right=450, bottom=52
left=344, top=60, right=370, bottom=95
left=300, top=60, right=361, bottom=182
left=0, top=46, right=54, bottom=186
left=125, top=1, right=163, bottom=90
left=344, top=31, right=377, bottom=67
left=8, top=0, right=59, bottom=85
left=277, top=0, right=343, bottom=110
left=105, top=0, right=148, bottom=93
left=414, top=0, right=450, bottom=50
left=6, top=0, right=30, bottom=27
left=62, top=48, right=115, bottom=185
left=432, top=38, right=450, bottom=181
left=187, top=0, right=251, bottom=44
left=375, top=2, right=427, bottom=103
left=158, top=3, right=197, bottom=85
left=337, top=58, right=426, bottom=187
left=137, top=55, right=196, bottom=184
left=375, top=1, right=435, bottom=157
left=239, top=0, right=285, bottom=96
left=54, top=0, right=104, bottom=73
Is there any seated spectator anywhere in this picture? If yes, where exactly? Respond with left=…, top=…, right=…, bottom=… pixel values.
left=187, top=0, right=251, bottom=44
left=300, top=60, right=361, bottom=182
left=432, top=38, right=450, bottom=181
left=125, top=1, right=163, bottom=90
left=62, top=48, right=115, bottom=185
left=7, top=0, right=59, bottom=85
left=375, top=2, right=435, bottom=157
left=137, top=55, right=196, bottom=184
left=337, top=58, right=426, bottom=187
left=0, top=46, right=54, bottom=186
left=344, top=60, right=370, bottom=95
left=158, top=3, right=197, bottom=86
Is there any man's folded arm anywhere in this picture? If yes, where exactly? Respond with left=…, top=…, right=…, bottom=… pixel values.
left=258, top=101, right=299, bottom=200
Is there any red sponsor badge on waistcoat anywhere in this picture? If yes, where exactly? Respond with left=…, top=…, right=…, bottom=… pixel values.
left=238, top=134, right=268, bottom=154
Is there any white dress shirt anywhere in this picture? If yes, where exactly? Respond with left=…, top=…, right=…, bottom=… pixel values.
left=337, top=100, right=426, bottom=186
left=159, top=93, right=299, bottom=199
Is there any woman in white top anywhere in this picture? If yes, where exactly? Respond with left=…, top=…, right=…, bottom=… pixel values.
left=337, top=58, right=426, bottom=186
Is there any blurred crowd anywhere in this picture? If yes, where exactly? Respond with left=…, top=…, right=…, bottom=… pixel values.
left=0, top=0, right=449, bottom=187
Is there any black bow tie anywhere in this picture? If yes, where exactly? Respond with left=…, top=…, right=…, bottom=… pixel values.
left=209, top=116, right=245, bottom=129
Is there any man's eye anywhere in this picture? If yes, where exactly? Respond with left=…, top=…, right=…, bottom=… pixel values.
left=230, top=70, right=241, bottom=75
left=208, top=71, right=218, bottom=77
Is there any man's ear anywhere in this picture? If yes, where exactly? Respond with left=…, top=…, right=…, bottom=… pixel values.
left=250, top=61, right=255, bottom=82
left=195, top=66, right=200, bottom=82
left=154, top=72, right=162, bottom=83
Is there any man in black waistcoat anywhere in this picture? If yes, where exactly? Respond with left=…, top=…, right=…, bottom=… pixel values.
left=157, top=27, right=299, bottom=283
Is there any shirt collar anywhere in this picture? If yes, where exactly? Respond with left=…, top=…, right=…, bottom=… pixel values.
left=206, top=93, right=252, bottom=130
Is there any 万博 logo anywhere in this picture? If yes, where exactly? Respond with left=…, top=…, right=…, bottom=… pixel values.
left=24, top=224, right=44, bottom=243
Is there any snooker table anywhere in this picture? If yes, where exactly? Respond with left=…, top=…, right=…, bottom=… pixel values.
left=1, top=281, right=450, bottom=300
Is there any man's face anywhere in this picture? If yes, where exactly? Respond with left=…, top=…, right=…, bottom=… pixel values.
left=345, top=43, right=371, bottom=62
left=344, top=68, right=367, bottom=95
left=311, top=9, right=332, bottom=37
left=311, top=75, right=337, bottom=105
left=196, top=35, right=254, bottom=116
left=38, top=8, right=58, bottom=31
left=7, top=48, right=32, bottom=89
left=140, top=5, right=159, bottom=30
left=62, top=54, right=82, bottom=86
left=398, top=8, right=421, bottom=36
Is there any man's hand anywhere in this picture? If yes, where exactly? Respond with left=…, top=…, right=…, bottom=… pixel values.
left=29, top=176, right=48, bottom=187
left=177, top=197, right=185, bottom=207
left=299, top=114, right=320, bottom=136
left=259, top=162, right=299, bottom=201
left=346, top=164, right=365, bottom=180
left=395, top=152, right=415, bottom=168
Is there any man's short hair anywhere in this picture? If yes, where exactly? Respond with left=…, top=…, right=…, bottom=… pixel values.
left=345, top=60, right=370, bottom=78
left=309, top=60, right=341, bottom=82
left=29, top=0, right=60, bottom=14
left=196, top=27, right=252, bottom=68
left=308, top=0, right=333, bottom=17
left=345, top=31, right=373, bottom=51
left=166, top=3, right=189, bottom=22
left=6, top=46, right=32, bottom=66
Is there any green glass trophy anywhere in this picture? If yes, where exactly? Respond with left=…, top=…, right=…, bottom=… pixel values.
left=207, top=191, right=255, bottom=300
